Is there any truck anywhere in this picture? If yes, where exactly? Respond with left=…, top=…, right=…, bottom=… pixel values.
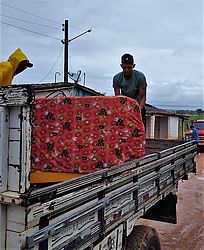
left=0, top=85, right=197, bottom=250
left=185, top=119, right=204, bottom=151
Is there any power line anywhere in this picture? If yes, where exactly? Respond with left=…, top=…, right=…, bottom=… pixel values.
left=1, top=14, right=59, bottom=30
left=1, top=2, right=60, bottom=25
left=1, top=21, right=61, bottom=41
left=1, top=3, right=93, bottom=36
left=37, top=45, right=64, bottom=84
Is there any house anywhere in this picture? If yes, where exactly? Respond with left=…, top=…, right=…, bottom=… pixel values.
left=145, top=103, right=184, bottom=140
left=27, top=82, right=103, bottom=98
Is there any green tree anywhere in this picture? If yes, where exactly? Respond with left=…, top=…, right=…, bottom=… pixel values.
left=196, top=108, right=203, bottom=114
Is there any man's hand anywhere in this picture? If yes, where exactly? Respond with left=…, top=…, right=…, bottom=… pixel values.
left=114, top=88, right=121, bottom=96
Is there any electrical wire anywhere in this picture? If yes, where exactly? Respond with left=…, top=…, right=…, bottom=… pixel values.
left=1, top=21, right=61, bottom=41
left=37, top=45, right=64, bottom=84
left=1, top=3, right=93, bottom=38
left=1, top=2, right=60, bottom=25
left=1, top=14, right=59, bottom=30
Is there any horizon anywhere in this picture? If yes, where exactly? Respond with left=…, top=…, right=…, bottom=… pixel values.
left=154, top=104, right=204, bottom=111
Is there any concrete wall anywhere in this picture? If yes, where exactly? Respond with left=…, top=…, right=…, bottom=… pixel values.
left=168, top=116, right=179, bottom=139
left=146, top=115, right=155, bottom=139
left=34, top=88, right=72, bottom=98
left=146, top=115, right=179, bottom=139
left=34, top=86, right=96, bottom=98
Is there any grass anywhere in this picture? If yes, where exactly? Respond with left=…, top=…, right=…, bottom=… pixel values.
left=189, top=115, right=204, bottom=120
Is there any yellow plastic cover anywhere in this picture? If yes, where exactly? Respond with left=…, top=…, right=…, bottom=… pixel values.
left=0, top=48, right=30, bottom=86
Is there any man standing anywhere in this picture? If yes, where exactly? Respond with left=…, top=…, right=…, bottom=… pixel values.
left=112, top=53, right=147, bottom=125
left=190, top=125, right=199, bottom=142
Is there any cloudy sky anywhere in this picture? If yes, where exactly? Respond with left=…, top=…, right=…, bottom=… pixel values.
left=1, top=0, right=203, bottom=109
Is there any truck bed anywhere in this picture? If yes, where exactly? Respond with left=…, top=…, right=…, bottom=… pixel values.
left=146, top=138, right=185, bottom=154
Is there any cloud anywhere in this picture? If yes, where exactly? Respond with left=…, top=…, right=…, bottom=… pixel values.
left=1, top=0, right=203, bottom=109
left=148, top=79, right=203, bottom=108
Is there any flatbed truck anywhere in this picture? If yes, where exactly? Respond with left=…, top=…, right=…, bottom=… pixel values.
left=0, top=85, right=197, bottom=250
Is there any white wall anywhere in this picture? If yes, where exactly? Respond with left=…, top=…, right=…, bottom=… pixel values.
left=168, top=116, right=179, bottom=139
left=146, top=115, right=179, bottom=139
left=35, top=88, right=72, bottom=98
left=146, top=115, right=155, bottom=139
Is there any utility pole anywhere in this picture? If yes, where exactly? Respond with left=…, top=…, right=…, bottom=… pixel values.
left=62, top=19, right=92, bottom=84
left=63, top=20, right=69, bottom=84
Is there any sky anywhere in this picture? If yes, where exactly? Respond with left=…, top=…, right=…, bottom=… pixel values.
left=0, top=0, right=203, bottom=110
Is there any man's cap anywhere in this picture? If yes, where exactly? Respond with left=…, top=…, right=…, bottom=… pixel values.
left=121, top=53, right=134, bottom=65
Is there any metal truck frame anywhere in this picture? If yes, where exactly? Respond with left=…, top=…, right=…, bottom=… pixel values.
left=0, top=86, right=197, bottom=250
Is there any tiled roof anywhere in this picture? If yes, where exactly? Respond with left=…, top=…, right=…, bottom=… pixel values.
left=34, top=82, right=103, bottom=96
left=145, top=103, right=188, bottom=119
left=13, top=82, right=103, bottom=96
left=145, top=103, right=178, bottom=116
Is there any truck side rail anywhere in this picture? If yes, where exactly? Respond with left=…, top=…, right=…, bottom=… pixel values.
left=23, top=141, right=197, bottom=205
left=22, top=140, right=197, bottom=249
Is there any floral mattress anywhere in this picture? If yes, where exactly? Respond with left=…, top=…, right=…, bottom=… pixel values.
left=31, top=96, right=145, bottom=177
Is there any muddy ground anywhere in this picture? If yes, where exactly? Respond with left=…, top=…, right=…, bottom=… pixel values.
left=137, top=152, right=204, bottom=250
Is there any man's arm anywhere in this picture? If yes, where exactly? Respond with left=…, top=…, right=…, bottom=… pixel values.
left=114, top=87, right=121, bottom=96
left=138, top=87, right=146, bottom=109
left=113, top=74, right=121, bottom=96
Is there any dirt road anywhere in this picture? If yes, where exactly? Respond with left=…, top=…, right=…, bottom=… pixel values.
left=137, top=153, right=204, bottom=250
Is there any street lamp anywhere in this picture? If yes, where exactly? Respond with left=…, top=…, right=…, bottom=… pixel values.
left=68, top=29, right=92, bottom=43
left=61, top=20, right=93, bottom=84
